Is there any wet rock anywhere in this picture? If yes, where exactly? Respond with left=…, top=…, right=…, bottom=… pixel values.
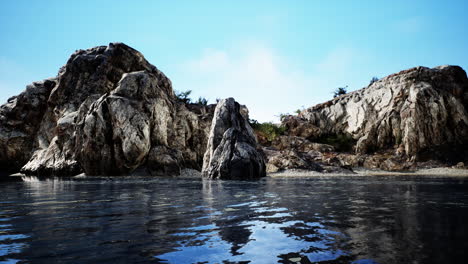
left=202, top=98, right=266, bottom=179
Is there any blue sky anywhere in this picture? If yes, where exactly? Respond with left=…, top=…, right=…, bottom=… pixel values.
left=1, top=0, right=467, bottom=122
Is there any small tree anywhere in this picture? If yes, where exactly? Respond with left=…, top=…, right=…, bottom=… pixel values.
left=277, top=113, right=291, bottom=121
left=196, top=97, right=208, bottom=106
left=333, top=86, right=348, bottom=98
left=369, top=77, right=379, bottom=85
left=175, top=90, right=192, bottom=104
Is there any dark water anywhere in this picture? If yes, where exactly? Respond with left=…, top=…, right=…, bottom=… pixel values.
left=1, top=176, right=468, bottom=264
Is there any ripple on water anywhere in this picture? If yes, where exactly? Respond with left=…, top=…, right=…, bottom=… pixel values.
left=0, top=176, right=467, bottom=263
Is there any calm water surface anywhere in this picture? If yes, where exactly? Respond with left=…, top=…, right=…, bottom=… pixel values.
left=0, top=176, right=467, bottom=264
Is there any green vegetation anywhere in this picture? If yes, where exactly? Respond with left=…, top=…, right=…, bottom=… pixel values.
left=175, top=90, right=192, bottom=104
left=175, top=91, right=209, bottom=106
left=294, top=106, right=305, bottom=115
left=196, top=97, right=208, bottom=106
left=369, top=77, right=379, bottom=85
left=249, top=119, right=286, bottom=142
left=316, top=133, right=356, bottom=152
left=395, top=134, right=402, bottom=145
left=277, top=113, right=291, bottom=121
left=333, top=86, right=348, bottom=98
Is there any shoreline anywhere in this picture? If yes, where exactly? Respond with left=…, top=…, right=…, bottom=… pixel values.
left=268, top=167, right=468, bottom=177
left=4, top=167, right=468, bottom=180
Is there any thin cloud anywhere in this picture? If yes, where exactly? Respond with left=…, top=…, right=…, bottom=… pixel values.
left=178, top=43, right=365, bottom=122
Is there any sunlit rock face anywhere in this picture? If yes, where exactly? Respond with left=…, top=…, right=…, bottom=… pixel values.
left=284, top=65, right=468, bottom=158
left=202, top=98, right=266, bottom=179
left=0, top=43, right=215, bottom=176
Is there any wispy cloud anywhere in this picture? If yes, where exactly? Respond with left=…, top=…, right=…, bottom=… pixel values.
left=177, top=43, right=365, bottom=122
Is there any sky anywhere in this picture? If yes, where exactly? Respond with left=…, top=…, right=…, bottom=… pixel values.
left=1, top=0, right=468, bottom=122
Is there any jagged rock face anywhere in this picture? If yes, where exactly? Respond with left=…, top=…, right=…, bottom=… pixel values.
left=0, top=79, right=56, bottom=172
left=202, top=98, right=266, bottom=179
left=263, top=148, right=323, bottom=173
left=271, top=136, right=334, bottom=153
left=285, top=66, right=468, bottom=158
left=1, top=43, right=214, bottom=176
left=74, top=71, right=173, bottom=175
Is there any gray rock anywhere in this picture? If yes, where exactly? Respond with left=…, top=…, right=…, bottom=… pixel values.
left=0, top=43, right=215, bottom=176
left=285, top=66, right=468, bottom=159
left=263, top=147, right=323, bottom=173
left=0, top=79, right=56, bottom=172
left=202, top=98, right=266, bottom=179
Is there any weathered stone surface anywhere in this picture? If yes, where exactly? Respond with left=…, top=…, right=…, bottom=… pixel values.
left=285, top=66, right=468, bottom=159
left=202, top=98, right=266, bottom=179
left=271, top=135, right=334, bottom=153
left=263, top=148, right=323, bottom=173
left=0, top=79, right=56, bottom=172
left=1, top=43, right=216, bottom=176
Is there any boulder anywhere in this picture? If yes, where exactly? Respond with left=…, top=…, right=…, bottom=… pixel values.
left=202, top=98, right=266, bottom=179
left=263, top=148, right=323, bottom=173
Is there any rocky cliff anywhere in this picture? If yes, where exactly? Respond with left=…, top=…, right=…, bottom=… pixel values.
left=0, top=43, right=216, bottom=176
left=278, top=65, right=468, bottom=171
left=2, top=44, right=467, bottom=176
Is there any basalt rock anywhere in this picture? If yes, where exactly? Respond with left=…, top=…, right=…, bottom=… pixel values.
left=284, top=65, right=468, bottom=162
left=1, top=43, right=215, bottom=176
left=202, top=98, right=266, bottom=179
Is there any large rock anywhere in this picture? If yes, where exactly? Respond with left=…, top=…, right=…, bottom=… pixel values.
left=284, top=66, right=468, bottom=159
left=1, top=43, right=215, bottom=176
left=0, top=79, right=56, bottom=172
left=202, top=98, right=266, bottom=179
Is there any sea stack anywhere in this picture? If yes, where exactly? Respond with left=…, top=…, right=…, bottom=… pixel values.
left=202, top=98, right=266, bottom=179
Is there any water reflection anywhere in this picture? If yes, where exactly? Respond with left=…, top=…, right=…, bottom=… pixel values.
left=0, top=176, right=467, bottom=263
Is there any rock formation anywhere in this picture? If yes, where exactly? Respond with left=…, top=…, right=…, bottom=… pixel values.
left=0, top=43, right=215, bottom=176
left=279, top=65, right=468, bottom=170
left=202, top=98, right=266, bottom=179
left=0, top=79, right=56, bottom=172
left=2, top=43, right=468, bottom=176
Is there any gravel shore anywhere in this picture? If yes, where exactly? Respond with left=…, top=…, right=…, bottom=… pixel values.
left=268, top=167, right=468, bottom=177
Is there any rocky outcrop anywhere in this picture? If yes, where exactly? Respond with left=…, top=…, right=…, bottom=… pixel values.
left=202, top=98, right=266, bottom=179
left=3, top=44, right=468, bottom=176
left=0, top=79, right=56, bottom=172
left=284, top=66, right=468, bottom=161
left=1, top=43, right=215, bottom=176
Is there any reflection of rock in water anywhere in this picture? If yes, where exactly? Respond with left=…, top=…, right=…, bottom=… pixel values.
left=202, top=179, right=256, bottom=255
left=218, top=225, right=252, bottom=255
left=260, top=178, right=468, bottom=263
left=2, top=177, right=468, bottom=263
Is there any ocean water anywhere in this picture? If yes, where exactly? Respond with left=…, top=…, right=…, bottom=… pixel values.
left=0, top=176, right=467, bottom=263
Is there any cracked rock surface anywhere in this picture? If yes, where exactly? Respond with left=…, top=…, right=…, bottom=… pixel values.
left=202, top=98, right=266, bottom=179
left=1, top=43, right=215, bottom=176
left=284, top=66, right=468, bottom=158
